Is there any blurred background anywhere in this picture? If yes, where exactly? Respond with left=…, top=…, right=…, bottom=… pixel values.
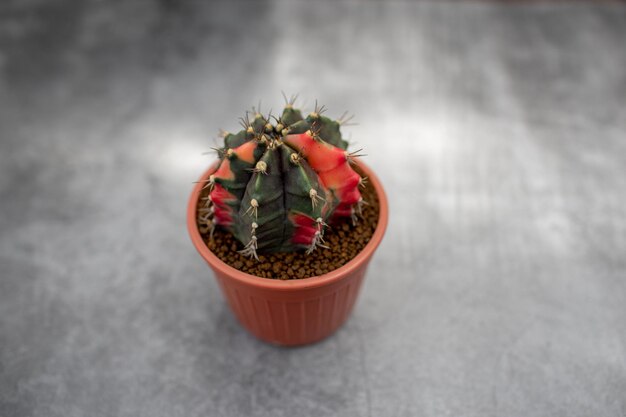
left=1, top=0, right=625, bottom=416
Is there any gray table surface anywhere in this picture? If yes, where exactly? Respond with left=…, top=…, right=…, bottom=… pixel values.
left=1, top=1, right=626, bottom=416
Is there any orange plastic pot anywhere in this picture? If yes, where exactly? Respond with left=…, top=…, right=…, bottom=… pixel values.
left=187, top=161, right=388, bottom=346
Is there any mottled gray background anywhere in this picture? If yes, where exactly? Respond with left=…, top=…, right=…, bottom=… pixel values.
left=1, top=0, right=626, bottom=416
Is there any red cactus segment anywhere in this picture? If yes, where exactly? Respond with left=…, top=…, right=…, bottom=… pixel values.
left=318, top=164, right=360, bottom=198
left=284, top=133, right=346, bottom=172
left=284, top=132, right=362, bottom=221
left=337, top=186, right=361, bottom=206
left=233, top=140, right=258, bottom=164
left=290, top=213, right=317, bottom=246
left=213, top=140, right=259, bottom=182
left=210, top=183, right=236, bottom=205
left=213, top=158, right=235, bottom=181
left=210, top=183, right=236, bottom=226
left=213, top=208, right=233, bottom=225
left=333, top=204, right=353, bottom=218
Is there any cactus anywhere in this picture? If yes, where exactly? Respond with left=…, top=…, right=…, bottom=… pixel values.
left=198, top=96, right=366, bottom=259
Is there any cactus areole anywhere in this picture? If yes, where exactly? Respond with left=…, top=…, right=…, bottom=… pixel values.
left=198, top=98, right=367, bottom=260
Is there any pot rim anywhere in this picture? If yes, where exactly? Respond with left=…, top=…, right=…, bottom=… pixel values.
left=187, top=160, right=388, bottom=291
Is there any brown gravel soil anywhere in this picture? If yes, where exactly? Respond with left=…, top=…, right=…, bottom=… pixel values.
left=196, top=169, right=380, bottom=280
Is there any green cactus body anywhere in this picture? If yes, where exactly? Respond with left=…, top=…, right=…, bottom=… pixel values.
left=201, top=101, right=364, bottom=259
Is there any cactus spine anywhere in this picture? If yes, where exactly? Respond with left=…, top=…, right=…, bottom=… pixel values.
left=199, top=96, right=365, bottom=259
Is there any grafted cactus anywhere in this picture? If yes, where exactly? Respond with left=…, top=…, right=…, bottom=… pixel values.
left=198, top=96, right=366, bottom=259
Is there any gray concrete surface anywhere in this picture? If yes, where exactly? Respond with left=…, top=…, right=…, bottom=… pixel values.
left=1, top=1, right=626, bottom=416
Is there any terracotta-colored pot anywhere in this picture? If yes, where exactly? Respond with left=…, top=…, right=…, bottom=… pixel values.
left=187, top=161, right=388, bottom=346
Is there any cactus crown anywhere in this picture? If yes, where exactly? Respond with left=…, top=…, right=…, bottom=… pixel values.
left=198, top=96, right=366, bottom=260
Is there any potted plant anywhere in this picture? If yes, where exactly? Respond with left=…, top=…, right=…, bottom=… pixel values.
left=187, top=96, right=388, bottom=346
